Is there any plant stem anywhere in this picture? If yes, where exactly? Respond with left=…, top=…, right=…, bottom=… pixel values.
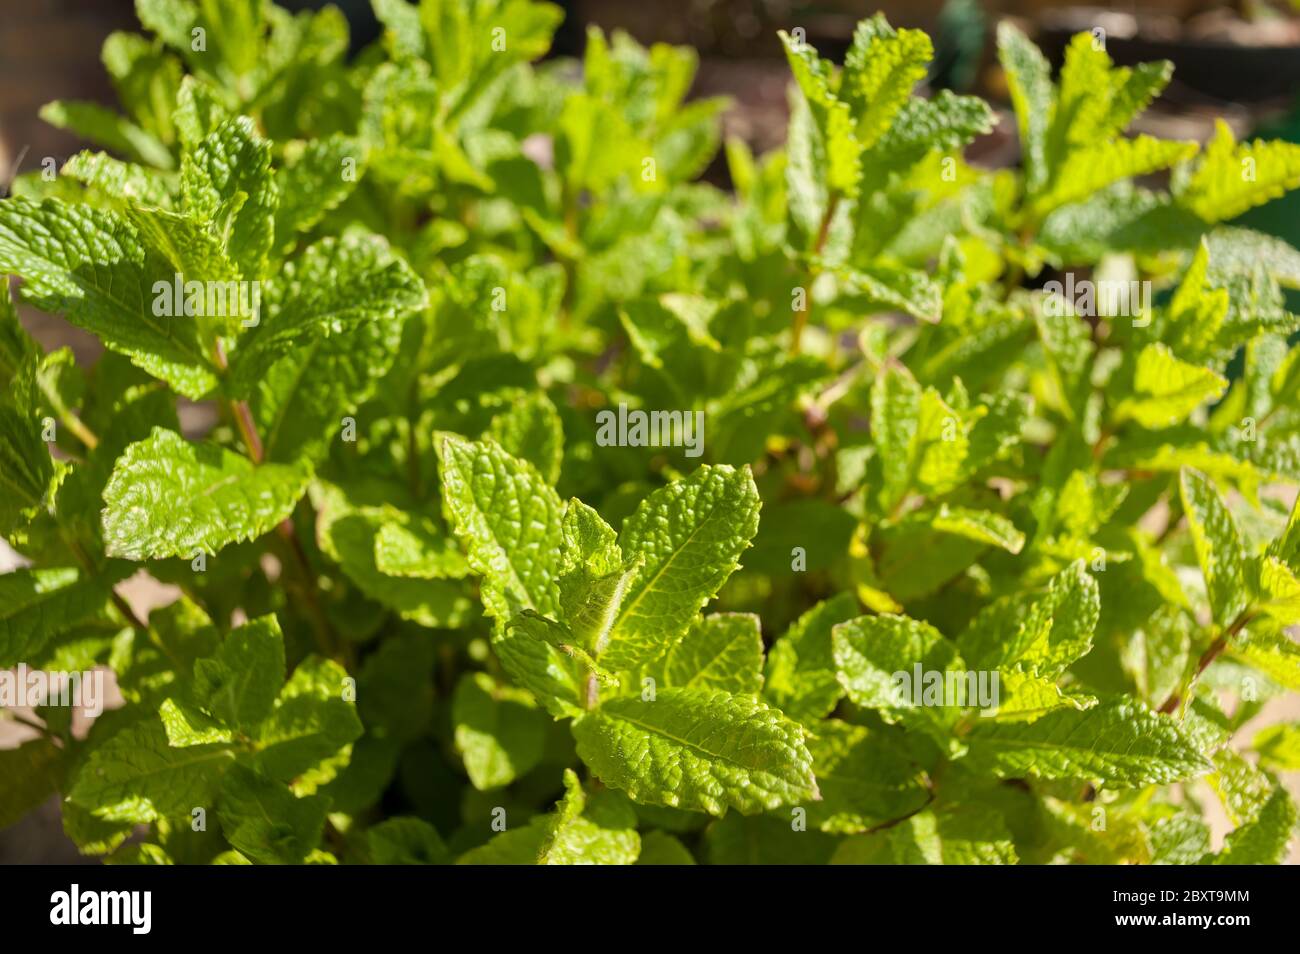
left=209, top=335, right=342, bottom=662
left=62, top=531, right=148, bottom=633
left=60, top=408, right=99, bottom=451
left=790, top=192, right=840, bottom=356
left=1158, top=608, right=1256, bottom=714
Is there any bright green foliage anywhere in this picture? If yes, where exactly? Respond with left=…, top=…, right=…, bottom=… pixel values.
left=3, top=1, right=1300, bottom=867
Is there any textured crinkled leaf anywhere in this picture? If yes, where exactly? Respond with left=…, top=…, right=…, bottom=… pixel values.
left=273, top=135, right=366, bottom=251
left=125, top=206, right=241, bottom=305
left=1178, top=120, right=1300, bottom=223
left=1115, top=343, right=1227, bottom=428
left=1204, top=787, right=1297, bottom=864
left=1228, top=628, right=1300, bottom=691
left=253, top=655, right=362, bottom=787
left=254, top=300, right=406, bottom=465
left=602, top=465, right=760, bottom=670
left=1206, top=227, right=1300, bottom=289
left=838, top=266, right=942, bottom=323
left=556, top=522, right=637, bottom=655
left=988, top=670, right=1096, bottom=722
left=780, top=35, right=858, bottom=241
left=0, top=197, right=217, bottom=398
left=0, top=400, right=52, bottom=535
left=958, top=565, right=1071, bottom=673
left=841, top=16, right=932, bottom=148
left=312, top=481, right=474, bottom=628
left=487, top=391, right=564, bottom=485
left=1149, top=814, right=1211, bottom=865
left=763, top=593, right=858, bottom=722
left=101, top=427, right=311, bottom=560
left=965, top=699, right=1209, bottom=786
left=496, top=612, right=586, bottom=718
left=68, top=719, right=235, bottom=823
left=535, top=770, right=641, bottom=865
left=1256, top=556, right=1300, bottom=625
left=159, top=698, right=233, bottom=747
left=931, top=505, right=1025, bottom=554
left=1179, top=467, right=1249, bottom=627
left=572, top=687, right=817, bottom=816
left=806, top=720, right=930, bottom=833
left=217, top=764, right=327, bottom=865
left=0, top=567, right=111, bottom=667
left=173, top=75, right=230, bottom=148
left=997, top=22, right=1052, bottom=193
left=191, top=615, right=284, bottom=731
left=646, top=613, right=764, bottom=695
left=1032, top=136, right=1196, bottom=219
left=833, top=614, right=966, bottom=738
left=229, top=234, right=425, bottom=396
left=181, top=117, right=277, bottom=279
left=61, top=151, right=171, bottom=206
left=453, top=672, right=547, bottom=790
left=1014, top=561, right=1100, bottom=676
left=438, top=435, right=564, bottom=623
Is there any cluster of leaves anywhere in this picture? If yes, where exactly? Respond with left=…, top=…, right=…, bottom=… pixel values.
left=2, top=0, right=1300, bottom=865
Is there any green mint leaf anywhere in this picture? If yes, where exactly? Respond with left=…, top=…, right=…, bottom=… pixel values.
left=39, top=99, right=173, bottom=169
left=437, top=434, right=564, bottom=623
left=635, top=830, right=697, bottom=865
left=101, top=427, right=311, bottom=560
left=1203, top=787, right=1297, bottom=864
left=805, top=719, right=931, bottom=833
left=763, top=593, right=858, bottom=722
left=159, top=698, right=233, bottom=747
left=965, top=699, right=1209, bottom=786
left=0, top=739, right=64, bottom=831
left=452, top=672, right=548, bottom=790
left=487, top=390, right=564, bottom=485
left=181, top=116, right=277, bottom=279
left=228, top=233, right=425, bottom=397
left=1253, top=722, right=1300, bottom=771
left=496, top=611, right=587, bottom=718
left=1179, top=466, right=1250, bottom=628
left=572, top=687, right=817, bottom=816
left=68, top=719, right=235, bottom=824
left=273, top=135, right=365, bottom=251
left=365, top=817, right=449, bottom=865
left=840, top=15, right=932, bottom=148
left=1177, top=120, right=1300, bottom=223
left=644, top=612, right=764, bottom=695
left=217, top=763, right=328, bottom=865
left=601, top=465, right=761, bottom=670
left=0, top=568, right=112, bottom=667
left=1114, top=343, right=1228, bottom=428
left=996, top=22, right=1052, bottom=194
left=959, top=561, right=1099, bottom=676
left=192, top=614, right=284, bottom=731
left=0, top=197, right=218, bottom=398
left=534, top=769, right=641, bottom=865
left=61, top=150, right=172, bottom=206
left=833, top=613, right=965, bottom=740
left=1227, top=627, right=1300, bottom=691
left=253, top=655, right=362, bottom=788
left=312, top=480, right=474, bottom=628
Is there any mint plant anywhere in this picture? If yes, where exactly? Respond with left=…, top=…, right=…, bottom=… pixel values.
left=2, top=0, right=1300, bottom=865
